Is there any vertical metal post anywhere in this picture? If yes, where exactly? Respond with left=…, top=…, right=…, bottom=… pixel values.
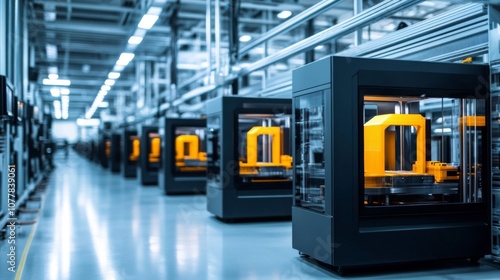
left=0, top=0, right=6, bottom=75
left=488, top=4, right=500, bottom=259
left=228, top=0, right=240, bottom=95
left=354, top=0, right=363, bottom=46
left=169, top=4, right=178, bottom=87
left=305, top=19, right=315, bottom=63
left=14, top=0, right=20, bottom=90
left=214, top=0, right=221, bottom=79
left=22, top=0, right=28, bottom=101
left=262, top=10, right=270, bottom=90
left=205, top=0, right=212, bottom=83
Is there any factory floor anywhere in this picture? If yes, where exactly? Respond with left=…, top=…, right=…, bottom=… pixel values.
left=1, top=151, right=500, bottom=280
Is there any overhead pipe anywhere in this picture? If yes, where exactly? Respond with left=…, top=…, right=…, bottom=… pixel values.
left=239, top=0, right=344, bottom=56
left=206, top=0, right=212, bottom=82
left=237, top=0, right=425, bottom=77
left=167, top=0, right=424, bottom=108
left=214, top=0, right=221, bottom=78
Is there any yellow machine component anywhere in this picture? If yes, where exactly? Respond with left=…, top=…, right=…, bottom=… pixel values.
left=239, top=126, right=292, bottom=176
left=175, top=135, right=206, bottom=171
left=426, top=161, right=459, bottom=183
left=105, top=140, right=111, bottom=157
left=364, top=114, right=427, bottom=176
left=364, top=113, right=470, bottom=189
left=462, top=57, right=473, bottom=64
left=459, top=116, right=485, bottom=127
left=129, top=139, right=140, bottom=161
left=149, top=137, right=161, bottom=163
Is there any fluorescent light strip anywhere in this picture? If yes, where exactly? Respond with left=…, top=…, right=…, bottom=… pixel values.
left=77, top=118, right=100, bottom=126
left=119, top=53, right=135, bottom=61
left=113, top=65, right=125, bottom=72
left=101, top=85, right=111, bottom=91
left=108, top=72, right=121, bottom=79
left=147, top=7, right=162, bottom=16
left=50, top=88, right=60, bottom=97
left=128, top=36, right=143, bottom=45
left=43, top=79, right=71, bottom=86
left=138, top=14, right=159, bottom=30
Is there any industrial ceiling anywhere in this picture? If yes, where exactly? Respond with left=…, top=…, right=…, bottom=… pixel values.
left=28, top=0, right=454, bottom=121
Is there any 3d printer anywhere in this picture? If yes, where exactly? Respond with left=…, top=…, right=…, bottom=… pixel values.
left=122, top=130, right=139, bottom=178
left=139, top=126, right=160, bottom=185
left=159, top=118, right=206, bottom=195
left=206, top=96, right=293, bottom=220
left=110, top=133, right=121, bottom=173
left=292, top=56, right=490, bottom=271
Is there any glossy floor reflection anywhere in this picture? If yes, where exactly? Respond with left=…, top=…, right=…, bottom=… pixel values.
left=11, top=152, right=500, bottom=279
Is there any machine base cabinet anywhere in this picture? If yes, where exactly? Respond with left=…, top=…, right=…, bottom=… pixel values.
left=291, top=56, right=491, bottom=269
left=206, top=96, right=293, bottom=220
left=159, top=118, right=207, bottom=195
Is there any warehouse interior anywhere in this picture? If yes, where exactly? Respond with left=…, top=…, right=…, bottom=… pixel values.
left=1, top=0, right=500, bottom=279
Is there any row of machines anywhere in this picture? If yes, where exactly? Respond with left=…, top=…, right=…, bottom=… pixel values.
left=0, top=75, right=54, bottom=230
left=83, top=55, right=496, bottom=271
left=87, top=97, right=295, bottom=220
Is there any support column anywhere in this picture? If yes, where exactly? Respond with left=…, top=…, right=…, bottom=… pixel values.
left=305, top=19, right=315, bottom=63
left=488, top=4, right=500, bottom=260
left=228, top=0, right=240, bottom=95
left=0, top=0, right=5, bottom=75
left=205, top=0, right=212, bottom=84
left=354, top=0, right=363, bottom=46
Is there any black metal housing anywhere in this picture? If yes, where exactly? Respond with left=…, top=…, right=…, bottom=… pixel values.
left=206, top=96, right=293, bottom=220
left=159, top=118, right=207, bottom=195
left=139, top=125, right=159, bottom=185
left=291, top=56, right=491, bottom=269
left=110, top=133, right=121, bottom=173
left=122, top=130, right=138, bottom=178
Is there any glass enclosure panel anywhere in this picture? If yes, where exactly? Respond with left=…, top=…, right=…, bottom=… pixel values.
left=363, top=96, right=485, bottom=207
left=237, top=112, right=292, bottom=186
left=174, top=126, right=206, bottom=174
left=295, top=92, right=325, bottom=212
left=148, top=132, right=160, bottom=170
left=128, top=135, right=140, bottom=162
left=207, top=116, right=221, bottom=188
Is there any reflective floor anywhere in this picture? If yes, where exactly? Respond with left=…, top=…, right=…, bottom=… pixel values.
left=1, top=152, right=500, bottom=279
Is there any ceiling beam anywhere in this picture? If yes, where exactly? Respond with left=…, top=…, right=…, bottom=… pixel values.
left=32, top=20, right=130, bottom=35
left=33, top=0, right=140, bottom=14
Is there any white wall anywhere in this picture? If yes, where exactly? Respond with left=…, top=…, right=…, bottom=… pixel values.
left=52, top=120, right=79, bottom=143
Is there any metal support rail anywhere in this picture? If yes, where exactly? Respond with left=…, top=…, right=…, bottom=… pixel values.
left=236, top=0, right=425, bottom=77
left=166, top=0, right=424, bottom=109
left=239, top=0, right=345, bottom=56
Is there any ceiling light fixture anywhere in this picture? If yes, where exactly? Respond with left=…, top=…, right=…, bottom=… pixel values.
left=101, top=85, right=111, bottom=91
left=77, top=118, right=100, bottom=126
left=108, top=72, right=121, bottom=79
left=128, top=36, right=144, bottom=45
left=43, top=79, right=71, bottom=86
left=113, top=65, right=125, bottom=72
left=119, top=53, right=135, bottom=61
left=60, top=88, right=70, bottom=95
left=50, top=88, right=60, bottom=97
left=277, top=10, right=292, bottom=19
left=104, top=79, right=115, bottom=86
left=239, top=35, right=252, bottom=42
left=138, top=14, right=159, bottom=30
